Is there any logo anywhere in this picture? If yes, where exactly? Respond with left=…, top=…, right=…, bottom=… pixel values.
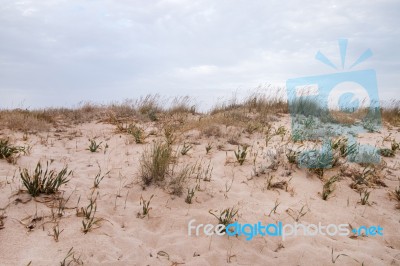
left=188, top=219, right=383, bottom=241
left=286, top=39, right=381, bottom=168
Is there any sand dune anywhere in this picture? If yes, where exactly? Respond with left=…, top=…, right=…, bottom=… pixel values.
left=0, top=112, right=399, bottom=265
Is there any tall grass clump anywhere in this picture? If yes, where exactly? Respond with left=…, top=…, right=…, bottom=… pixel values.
left=168, top=96, right=196, bottom=114
left=288, top=96, right=328, bottom=119
left=243, top=89, right=288, bottom=114
left=20, top=162, right=72, bottom=197
left=140, top=141, right=172, bottom=186
left=135, top=95, right=163, bottom=121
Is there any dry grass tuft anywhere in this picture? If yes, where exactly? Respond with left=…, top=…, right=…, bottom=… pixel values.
left=139, top=141, right=172, bottom=186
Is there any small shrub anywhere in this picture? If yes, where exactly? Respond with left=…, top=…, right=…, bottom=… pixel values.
left=20, top=162, right=72, bottom=197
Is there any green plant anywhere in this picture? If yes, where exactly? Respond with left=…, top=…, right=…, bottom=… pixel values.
left=378, top=148, right=395, bottom=157
left=138, top=194, right=154, bottom=218
left=234, top=145, right=248, bottom=165
left=140, top=141, right=172, bottom=185
left=209, top=207, right=238, bottom=230
left=322, top=176, right=338, bottom=200
left=181, top=142, right=193, bottom=155
left=20, top=162, right=72, bottom=197
left=88, top=139, right=102, bottom=152
left=0, top=139, right=26, bottom=163
left=359, top=189, right=371, bottom=205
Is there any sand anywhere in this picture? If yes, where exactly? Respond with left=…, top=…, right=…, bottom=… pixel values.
left=0, top=115, right=399, bottom=266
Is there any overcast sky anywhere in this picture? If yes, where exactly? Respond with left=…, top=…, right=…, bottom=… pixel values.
left=0, top=0, right=399, bottom=109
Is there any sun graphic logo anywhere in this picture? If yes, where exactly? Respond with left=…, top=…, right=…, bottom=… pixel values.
left=286, top=39, right=381, bottom=168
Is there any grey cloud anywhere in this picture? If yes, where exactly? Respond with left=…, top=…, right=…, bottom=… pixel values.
left=0, top=0, right=399, bottom=108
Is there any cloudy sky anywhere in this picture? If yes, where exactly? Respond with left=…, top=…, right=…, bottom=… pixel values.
left=0, top=0, right=399, bottom=109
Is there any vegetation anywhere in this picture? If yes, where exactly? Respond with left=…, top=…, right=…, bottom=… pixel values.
left=20, top=162, right=72, bottom=197
left=88, top=139, right=102, bottom=152
left=139, top=141, right=172, bottom=185
left=0, top=139, right=26, bottom=163
left=234, top=145, right=248, bottom=165
left=322, top=176, right=338, bottom=200
left=209, top=207, right=239, bottom=230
